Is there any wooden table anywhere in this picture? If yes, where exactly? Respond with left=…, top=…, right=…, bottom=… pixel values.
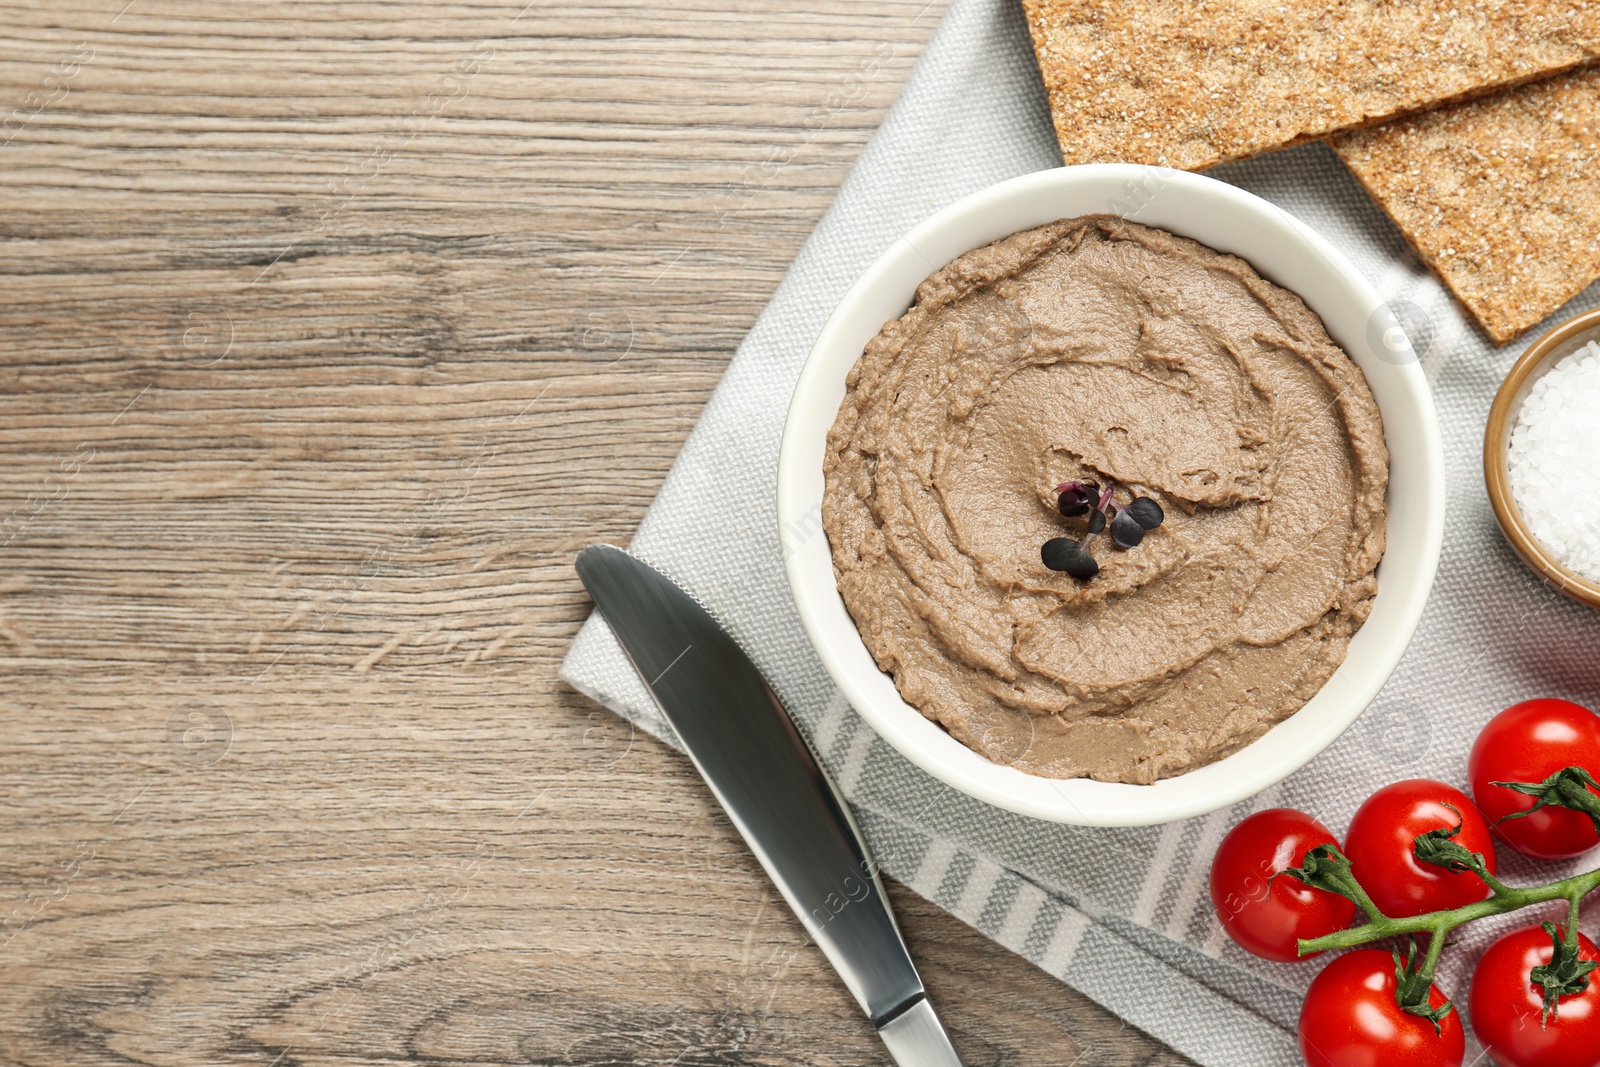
left=0, top=3, right=1194, bottom=1063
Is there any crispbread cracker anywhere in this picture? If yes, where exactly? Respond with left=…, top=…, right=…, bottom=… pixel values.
left=1333, top=67, right=1600, bottom=344
left=1020, top=0, right=1600, bottom=172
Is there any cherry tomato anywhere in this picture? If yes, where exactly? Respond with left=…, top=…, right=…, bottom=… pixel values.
left=1468, top=698, right=1600, bottom=861
left=1298, top=948, right=1464, bottom=1067
left=1209, top=808, right=1357, bottom=962
left=1468, top=925, right=1600, bottom=1067
left=1344, top=779, right=1497, bottom=919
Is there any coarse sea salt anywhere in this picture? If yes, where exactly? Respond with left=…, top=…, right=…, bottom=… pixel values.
left=1507, top=339, right=1600, bottom=584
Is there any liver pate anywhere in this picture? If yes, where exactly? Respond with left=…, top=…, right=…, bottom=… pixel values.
left=821, top=215, right=1388, bottom=784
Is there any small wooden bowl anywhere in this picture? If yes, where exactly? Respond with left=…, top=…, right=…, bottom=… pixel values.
left=1484, top=305, right=1600, bottom=610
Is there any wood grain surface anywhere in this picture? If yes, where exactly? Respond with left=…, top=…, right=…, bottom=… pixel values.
left=0, top=2, right=1194, bottom=1064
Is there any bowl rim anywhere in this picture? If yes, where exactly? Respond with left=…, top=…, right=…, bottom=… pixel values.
left=1484, top=305, right=1600, bottom=610
left=778, top=163, right=1445, bottom=826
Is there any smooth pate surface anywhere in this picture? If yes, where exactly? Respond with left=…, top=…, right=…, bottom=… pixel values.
left=822, top=215, right=1388, bottom=784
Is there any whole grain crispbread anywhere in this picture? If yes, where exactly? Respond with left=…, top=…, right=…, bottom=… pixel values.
left=1333, top=67, right=1600, bottom=345
left=1020, top=0, right=1600, bottom=172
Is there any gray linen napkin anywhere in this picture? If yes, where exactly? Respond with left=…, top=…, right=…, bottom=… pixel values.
left=560, top=0, right=1600, bottom=1061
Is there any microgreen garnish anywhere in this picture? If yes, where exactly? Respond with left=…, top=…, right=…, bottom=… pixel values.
left=1109, top=510, right=1145, bottom=548
left=1041, top=480, right=1165, bottom=580
left=1124, top=496, right=1164, bottom=530
left=1041, top=537, right=1099, bottom=580
left=1056, top=480, right=1098, bottom=517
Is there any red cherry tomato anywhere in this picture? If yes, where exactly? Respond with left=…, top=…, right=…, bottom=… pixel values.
left=1209, top=809, right=1357, bottom=962
left=1344, top=779, right=1497, bottom=919
left=1468, top=925, right=1600, bottom=1067
left=1298, top=948, right=1464, bottom=1067
left=1468, top=698, right=1600, bottom=861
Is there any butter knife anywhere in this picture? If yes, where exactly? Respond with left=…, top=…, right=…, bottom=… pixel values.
left=575, top=543, right=964, bottom=1067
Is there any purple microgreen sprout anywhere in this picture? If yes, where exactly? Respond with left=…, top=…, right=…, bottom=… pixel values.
left=1041, top=536, right=1099, bottom=580
left=1125, top=496, right=1164, bottom=530
left=1054, top=480, right=1099, bottom=517
left=1043, top=481, right=1166, bottom=579
left=1109, top=509, right=1144, bottom=548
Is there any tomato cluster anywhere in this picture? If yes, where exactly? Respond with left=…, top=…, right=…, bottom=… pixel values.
left=1208, top=698, right=1600, bottom=1067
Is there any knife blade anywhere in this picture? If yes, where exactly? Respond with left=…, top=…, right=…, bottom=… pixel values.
left=575, top=543, right=964, bottom=1067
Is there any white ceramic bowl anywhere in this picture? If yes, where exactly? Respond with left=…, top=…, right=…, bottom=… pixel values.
left=778, top=164, right=1445, bottom=826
